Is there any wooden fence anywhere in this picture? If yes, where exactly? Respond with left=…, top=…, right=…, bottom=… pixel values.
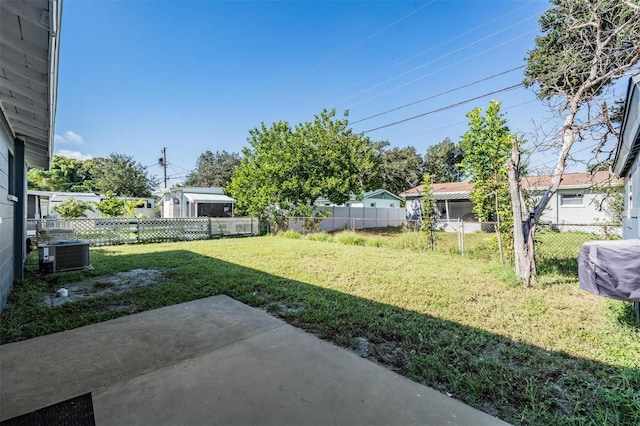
left=27, top=217, right=260, bottom=246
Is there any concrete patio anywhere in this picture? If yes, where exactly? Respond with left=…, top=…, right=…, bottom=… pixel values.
left=0, top=295, right=508, bottom=425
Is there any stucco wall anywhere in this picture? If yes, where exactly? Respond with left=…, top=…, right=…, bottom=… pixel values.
left=0, top=115, right=16, bottom=311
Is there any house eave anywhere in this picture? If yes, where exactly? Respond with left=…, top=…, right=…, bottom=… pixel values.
left=0, top=0, right=62, bottom=170
left=614, top=75, right=640, bottom=177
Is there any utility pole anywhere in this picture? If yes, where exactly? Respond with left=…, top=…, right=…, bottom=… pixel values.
left=159, top=147, right=168, bottom=188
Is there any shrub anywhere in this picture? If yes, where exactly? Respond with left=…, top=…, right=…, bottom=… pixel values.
left=337, top=233, right=366, bottom=246
left=307, top=232, right=333, bottom=242
left=281, top=230, right=301, bottom=239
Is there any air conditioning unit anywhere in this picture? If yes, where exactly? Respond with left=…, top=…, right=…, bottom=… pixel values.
left=38, top=240, right=90, bottom=273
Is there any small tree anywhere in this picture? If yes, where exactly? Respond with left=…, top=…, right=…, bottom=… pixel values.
left=420, top=173, right=437, bottom=250
left=51, top=198, right=95, bottom=219
left=97, top=192, right=126, bottom=217
left=460, top=100, right=514, bottom=262
left=124, top=199, right=146, bottom=218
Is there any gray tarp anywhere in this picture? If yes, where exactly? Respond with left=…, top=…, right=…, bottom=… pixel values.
left=578, top=239, right=640, bottom=302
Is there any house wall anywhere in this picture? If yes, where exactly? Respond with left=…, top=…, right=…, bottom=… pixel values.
left=317, top=193, right=401, bottom=209
left=623, top=156, right=640, bottom=238
left=360, top=193, right=401, bottom=208
left=538, top=189, right=610, bottom=225
left=125, top=198, right=156, bottom=218
left=162, top=194, right=175, bottom=218
left=162, top=193, right=187, bottom=218
left=0, top=114, right=16, bottom=311
left=162, top=191, right=233, bottom=218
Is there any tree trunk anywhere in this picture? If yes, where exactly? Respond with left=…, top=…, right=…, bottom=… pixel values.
left=507, top=141, right=537, bottom=286
left=508, top=102, right=580, bottom=286
left=494, top=192, right=504, bottom=263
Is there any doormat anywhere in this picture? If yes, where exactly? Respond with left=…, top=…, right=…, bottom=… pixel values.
left=1, top=393, right=95, bottom=426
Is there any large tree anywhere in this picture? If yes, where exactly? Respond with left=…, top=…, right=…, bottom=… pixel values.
left=509, top=0, right=640, bottom=286
left=91, top=153, right=159, bottom=197
left=460, top=101, right=514, bottom=262
left=227, top=109, right=381, bottom=221
left=376, top=145, right=423, bottom=195
left=27, top=155, right=96, bottom=192
left=184, top=150, right=241, bottom=188
left=422, top=138, right=464, bottom=183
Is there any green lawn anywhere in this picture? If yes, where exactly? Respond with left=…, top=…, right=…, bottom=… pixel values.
left=2, top=231, right=638, bottom=425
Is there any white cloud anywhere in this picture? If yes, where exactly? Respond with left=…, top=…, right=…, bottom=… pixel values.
left=56, top=149, right=94, bottom=161
left=54, top=130, right=85, bottom=145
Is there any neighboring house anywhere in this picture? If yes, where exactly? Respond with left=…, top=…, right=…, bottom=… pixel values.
left=157, top=187, right=235, bottom=218
left=613, top=74, right=640, bottom=239
left=313, top=189, right=402, bottom=208
left=121, top=197, right=156, bottom=218
left=0, top=0, right=62, bottom=311
left=47, top=191, right=101, bottom=217
left=27, top=191, right=157, bottom=218
left=401, top=182, right=475, bottom=221
left=523, top=171, right=621, bottom=225
left=400, top=172, right=621, bottom=225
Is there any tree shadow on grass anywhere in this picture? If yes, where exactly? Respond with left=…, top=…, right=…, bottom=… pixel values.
left=536, top=256, right=579, bottom=279
left=3, top=248, right=639, bottom=426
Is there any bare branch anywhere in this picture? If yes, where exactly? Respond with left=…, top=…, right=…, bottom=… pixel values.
left=625, top=1, right=640, bottom=11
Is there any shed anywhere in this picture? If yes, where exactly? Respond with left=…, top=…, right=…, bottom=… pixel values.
left=157, top=187, right=235, bottom=218
left=313, top=189, right=402, bottom=208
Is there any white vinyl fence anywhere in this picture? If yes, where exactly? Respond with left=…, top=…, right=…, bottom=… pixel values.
left=287, top=207, right=407, bottom=232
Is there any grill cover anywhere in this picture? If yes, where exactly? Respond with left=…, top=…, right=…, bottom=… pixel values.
left=578, top=239, right=640, bottom=302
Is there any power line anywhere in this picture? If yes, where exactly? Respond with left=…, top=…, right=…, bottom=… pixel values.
left=391, top=99, right=539, bottom=145
left=333, top=15, right=538, bottom=108
left=347, top=29, right=537, bottom=110
left=319, top=1, right=539, bottom=105
left=361, top=83, right=524, bottom=133
left=168, top=162, right=192, bottom=172
left=300, top=1, right=435, bottom=77
left=350, top=65, right=525, bottom=125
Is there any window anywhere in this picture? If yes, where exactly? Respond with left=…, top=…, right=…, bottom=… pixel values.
left=560, top=193, right=583, bottom=206
left=369, top=202, right=376, bottom=207
left=390, top=203, right=395, bottom=208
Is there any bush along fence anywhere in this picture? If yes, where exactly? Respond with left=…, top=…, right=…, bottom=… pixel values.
left=27, top=217, right=261, bottom=247
left=284, top=217, right=622, bottom=256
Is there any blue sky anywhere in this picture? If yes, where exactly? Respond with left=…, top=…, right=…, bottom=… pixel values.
left=52, top=0, right=627, bottom=187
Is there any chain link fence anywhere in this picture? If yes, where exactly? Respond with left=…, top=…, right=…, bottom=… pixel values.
left=282, top=217, right=622, bottom=261
left=286, top=216, right=413, bottom=233
left=27, top=217, right=260, bottom=247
